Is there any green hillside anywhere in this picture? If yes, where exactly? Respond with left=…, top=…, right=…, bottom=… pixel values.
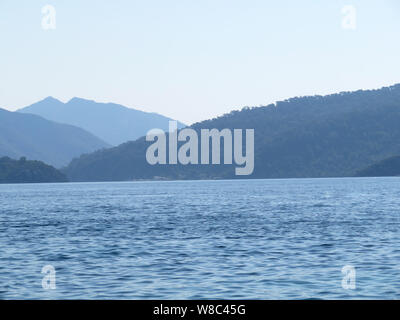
left=0, top=157, right=67, bottom=183
left=64, top=84, right=400, bottom=181
left=355, top=156, right=400, bottom=177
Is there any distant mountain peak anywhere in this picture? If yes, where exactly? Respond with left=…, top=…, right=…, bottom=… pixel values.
left=42, top=96, right=63, bottom=103
left=67, top=97, right=95, bottom=104
left=18, top=96, right=186, bottom=146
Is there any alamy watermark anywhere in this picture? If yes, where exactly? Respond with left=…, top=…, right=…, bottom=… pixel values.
left=341, top=5, right=357, bottom=30
left=41, top=5, right=56, bottom=30
left=42, top=265, right=56, bottom=290
left=341, top=265, right=356, bottom=290
left=146, top=121, right=254, bottom=175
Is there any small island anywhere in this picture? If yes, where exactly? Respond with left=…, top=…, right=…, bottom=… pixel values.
left=0, top=157, right=68, bottom=183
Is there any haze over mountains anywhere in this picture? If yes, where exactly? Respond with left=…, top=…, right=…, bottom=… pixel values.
left=64, top=84, right=400, bottom=182
left=0, top=108, right=108, bottom=168
left=19, top=97, right=186, bottom=146
left=3, top=84, right=400, bottom=182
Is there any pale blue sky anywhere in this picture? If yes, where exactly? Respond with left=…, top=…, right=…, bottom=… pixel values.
left=1, top=0, right=400, bottom=124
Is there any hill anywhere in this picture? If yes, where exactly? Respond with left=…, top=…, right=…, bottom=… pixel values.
left=0, top=108, right=109, bottom=168
left=18, top=97, right=186, bottom=146
left=63, top=84, right=400, bottom=181
left=0, top=157, right=67, bottom=183
left=355, top=156, right=400, bottom=177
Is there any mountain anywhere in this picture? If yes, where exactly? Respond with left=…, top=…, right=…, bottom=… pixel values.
left=63, top=84, right=400, bottom=182
left=355, top=156, right=400, bottom=177
left=0, top=157, right=67, bottom=183
left=0, top=108, right=109, bottom=168
left=18, top=97, right=186, bottom=146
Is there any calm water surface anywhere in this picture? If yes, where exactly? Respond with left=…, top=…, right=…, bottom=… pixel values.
left=0, top=178, right=399, bottom=299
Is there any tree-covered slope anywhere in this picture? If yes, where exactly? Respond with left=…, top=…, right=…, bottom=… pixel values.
left=0, top=157, right=67, bottom=183
left=19, top=97, right=186, bottom=146
left=0, top=108, right=109, bottom=168
left=64, top=84, right=400, bottom=181
left=355, top=156, right=400, bottom=177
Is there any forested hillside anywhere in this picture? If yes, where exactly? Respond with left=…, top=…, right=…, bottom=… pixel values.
left=355, top=156, right=400, bottom=177
left=64, top=84, right=400, bottom=181
left=0, top=157, right=67, bottom=183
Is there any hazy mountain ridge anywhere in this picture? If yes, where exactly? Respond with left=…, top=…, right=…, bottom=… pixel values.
left=19, top=97, right=186, bottom=146
left=63, top=84, right=400, bottom=181
left=0, top=108, right=109, bottom=168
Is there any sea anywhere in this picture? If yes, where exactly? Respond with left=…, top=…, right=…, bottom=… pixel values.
left=0, top=178, right=399, bottom=299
